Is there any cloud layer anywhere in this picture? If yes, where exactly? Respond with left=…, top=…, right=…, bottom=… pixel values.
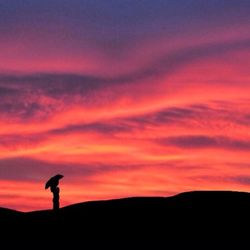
left=0, top=1, right=250, bottom=211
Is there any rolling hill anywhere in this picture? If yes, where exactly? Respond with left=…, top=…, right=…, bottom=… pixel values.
left=1, top=191, right=250, bottom=247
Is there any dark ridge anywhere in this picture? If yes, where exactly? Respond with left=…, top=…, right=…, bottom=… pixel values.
left=1, top=191, right=250, bottom=247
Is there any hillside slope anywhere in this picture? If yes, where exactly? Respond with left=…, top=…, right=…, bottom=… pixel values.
left=1, top=191, right=250, bottom=245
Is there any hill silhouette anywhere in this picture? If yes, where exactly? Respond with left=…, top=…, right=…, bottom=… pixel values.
left=1, top=191, right=250, bottom=247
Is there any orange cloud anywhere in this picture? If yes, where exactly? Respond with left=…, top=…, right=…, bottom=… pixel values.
left=0, top=2, right=250, bottom=211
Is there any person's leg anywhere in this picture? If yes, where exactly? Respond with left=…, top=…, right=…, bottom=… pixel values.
left=53, top=198, right=59, bottom=210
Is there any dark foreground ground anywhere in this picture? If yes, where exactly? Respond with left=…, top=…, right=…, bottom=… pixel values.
left=1, top=191, right=250, bottom=248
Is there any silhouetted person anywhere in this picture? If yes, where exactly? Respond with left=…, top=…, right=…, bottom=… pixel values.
left=51, top=185, right=60, bottom=211
left=45, top=174, right=64, bottom=211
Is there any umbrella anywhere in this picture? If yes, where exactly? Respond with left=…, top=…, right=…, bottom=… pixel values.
left=45, top=174, right=64, bottom=189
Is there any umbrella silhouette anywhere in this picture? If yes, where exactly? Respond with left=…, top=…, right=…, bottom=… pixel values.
left=45, top=174, right=64, bottom=189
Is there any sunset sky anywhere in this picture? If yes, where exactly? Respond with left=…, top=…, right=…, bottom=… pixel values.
left=0, top=0, right=250, bottom=211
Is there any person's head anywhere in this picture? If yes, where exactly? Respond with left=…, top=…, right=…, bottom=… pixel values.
left=50, top=185, right=60, bottom=192
left=50, top=185, right=56, bottom=192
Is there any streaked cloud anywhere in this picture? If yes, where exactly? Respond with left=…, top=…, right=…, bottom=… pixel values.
left=0, top=0, right=249, bottom=211
left=161, top=135, right=250, bottom=151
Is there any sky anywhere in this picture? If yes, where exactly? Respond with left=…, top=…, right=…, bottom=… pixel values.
left=0, top=0, right=250, bottom=211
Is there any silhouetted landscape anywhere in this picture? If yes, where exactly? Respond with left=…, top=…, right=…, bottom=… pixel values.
left=1, top=191, right=250, bottom=247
